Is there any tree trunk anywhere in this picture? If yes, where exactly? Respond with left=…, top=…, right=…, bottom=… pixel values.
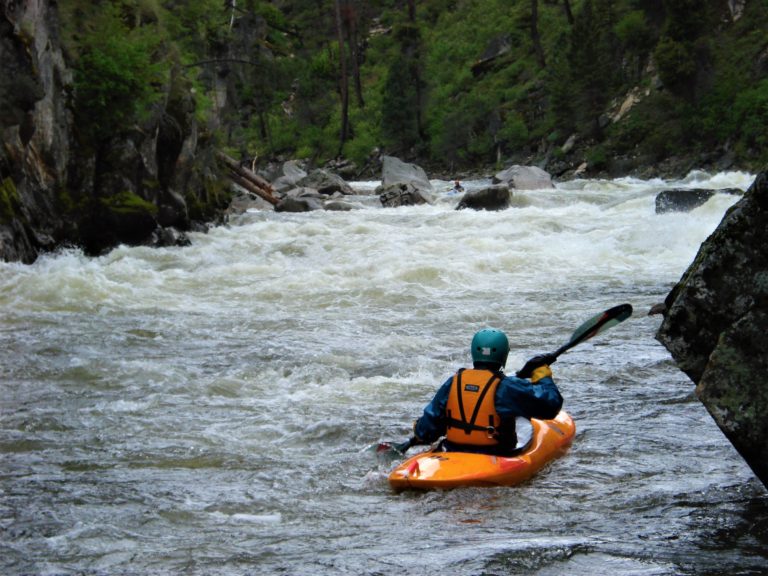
left=531, top=0, right=547, bottom=68
left=562, top=0, right=575, bottom=25
left=215, top=151, right=278, bottom=206
left=348, top=12, right=365, bottom=107
left=405, top=0, right=425, bottom=140
left=335, top=0, right=350, bottom=156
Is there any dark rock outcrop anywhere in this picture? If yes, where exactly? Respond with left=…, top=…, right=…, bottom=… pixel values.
left=456, top=184, right=511, bottom=211
left=655, top=187, right=742, bottom=213
left=0, top=2, right=228, bottom=263
left=656, top=171, right=768, bottom=488
left=1, top=0, right=72, bottom=262
left=379, top=183, right=433, bottom=207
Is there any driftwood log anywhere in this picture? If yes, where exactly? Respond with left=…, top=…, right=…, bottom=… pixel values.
left=216, top=151, right=279, bottom=206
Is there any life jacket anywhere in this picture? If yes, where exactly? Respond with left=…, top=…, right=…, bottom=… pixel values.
left=445, top=368, right=502, bottom=446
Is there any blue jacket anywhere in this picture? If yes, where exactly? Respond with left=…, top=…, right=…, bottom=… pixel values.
left=414, top=369, right=563, bottom=447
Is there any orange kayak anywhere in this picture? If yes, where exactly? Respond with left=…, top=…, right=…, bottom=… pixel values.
left=388, top=411, right=575, bottom=490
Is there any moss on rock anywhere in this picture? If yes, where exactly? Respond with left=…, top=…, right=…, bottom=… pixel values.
left=100, top=190, right=158, bottom=216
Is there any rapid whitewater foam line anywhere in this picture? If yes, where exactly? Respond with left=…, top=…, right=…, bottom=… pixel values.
left=0, top=171, right=761, bottom=576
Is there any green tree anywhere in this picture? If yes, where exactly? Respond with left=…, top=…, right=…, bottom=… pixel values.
left=567, top=0, right=620, bottom=138
left=381, top=20, right=425, bottom=152
left=71, top=3, right=167, bottom=143
left=382, top=53, right=421, bottom=151
left=614, top=10, right=655, bottom=81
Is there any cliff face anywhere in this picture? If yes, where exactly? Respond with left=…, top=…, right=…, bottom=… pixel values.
left=656, top=171, right=768, bottom=488
left=0, top=0, right=229, bottom=263
left=1, top=0, right=72, bottom=262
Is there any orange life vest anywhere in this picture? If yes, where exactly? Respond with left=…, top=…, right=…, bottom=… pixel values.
left=445, top=369, right=502, bottom=446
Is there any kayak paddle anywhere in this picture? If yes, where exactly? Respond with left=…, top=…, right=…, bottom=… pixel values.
left=516, top=302, right=633, bottom=377
left=376, top=303, right=633, bottom=456
left=551, top=302, right=633, bottom=358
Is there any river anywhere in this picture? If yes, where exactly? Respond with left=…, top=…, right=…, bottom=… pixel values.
left=1, top=170, right=767, bottom=575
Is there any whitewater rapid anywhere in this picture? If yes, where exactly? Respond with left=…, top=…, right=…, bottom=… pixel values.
left=1, top=170, right=766, bottom=575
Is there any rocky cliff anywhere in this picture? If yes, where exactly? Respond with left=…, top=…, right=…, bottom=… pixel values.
left=0, top=0, right=228, bottom=263
left=656, top=171, right=768, bottom=488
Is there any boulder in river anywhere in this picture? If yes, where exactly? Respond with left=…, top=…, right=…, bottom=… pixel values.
left=493, top=165, right=554, bottom=190
left=271, top=160, right=308, bottom=193
left=379, top=183, right=433, bottom=207
left=655, top=188, right=742, bottom=213
left=656, top=171, right=768, bottom=488
left=380, top=156, right=433, bottom=193
left=456, top=184, right=511, bottom=211
left=275, top=196, right=324, bottom=212
left=378, top=156, right=434, bottom=207
left=297, top=168, right=355, bottom=196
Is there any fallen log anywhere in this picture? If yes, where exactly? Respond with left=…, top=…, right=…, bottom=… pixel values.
left=228, top=171, right=279, bottom=206
left=216, top=151, right=278, bottom=205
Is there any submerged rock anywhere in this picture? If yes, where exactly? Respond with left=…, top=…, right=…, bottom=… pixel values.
left=656, top=171, right=768, bottom=488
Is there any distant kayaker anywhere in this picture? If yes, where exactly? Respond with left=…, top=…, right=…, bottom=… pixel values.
left=449, top=179, right=465, bottom=194
left=411, top=329, right=563, bottom=455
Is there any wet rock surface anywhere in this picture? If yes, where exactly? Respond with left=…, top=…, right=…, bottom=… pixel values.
left=656, top=171, right=768, bottom=487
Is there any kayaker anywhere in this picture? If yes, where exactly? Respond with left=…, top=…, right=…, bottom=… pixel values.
left=411, top=329, right=563, bottom=455
left=449, top=179, right=465, bottom=194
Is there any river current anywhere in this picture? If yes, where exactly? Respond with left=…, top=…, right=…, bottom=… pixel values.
left=1, top=170, right=767, bottom=575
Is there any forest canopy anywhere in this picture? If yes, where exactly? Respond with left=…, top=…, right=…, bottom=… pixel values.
left=60, top=0, right=768, bottom=174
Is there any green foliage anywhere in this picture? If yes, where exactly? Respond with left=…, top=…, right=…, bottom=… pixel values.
left=661, top=0, right=707, bottom=41
left=381, top=54, right=421, bottom=151
left=614, top=10, right=651, bottom=48
left=567, top=0, right=622, bottom=138
left=497, top=112, right=529, bottom=151
left=58, top=0, right=768, bottom=172
left=0, top=177, right=20, bottom=222
left=101, top=190, right=158, bottom=216
left=653, top=37, right=696, bottom=94
left=69, top=2, right=168, bottom=142
left=614, top=10, right=655, bottom=80
left=587, top=145, right=608, bottom=170
left=733, top=79, right=768, bottom=157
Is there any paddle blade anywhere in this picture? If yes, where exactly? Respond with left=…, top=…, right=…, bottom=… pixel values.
left=555, top=303, right=633, bottom=356
left=375, top=438, right=413, bottom=457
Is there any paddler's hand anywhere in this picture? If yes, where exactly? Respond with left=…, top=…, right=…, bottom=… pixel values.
left=516, top=353, right=557, bottom=379
left=530, top=364, right=552, bottom=383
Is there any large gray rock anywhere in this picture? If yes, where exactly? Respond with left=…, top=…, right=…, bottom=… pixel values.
left=380, top=156, right=433, bottom=194
left=456, top=184, right=511, bottom=211
left=378, top=156, right=434, bottom=207
left=493, top=165, right=554, bottom=190
left=297, top=169, right=355, bottom=195
left=379, top=183, right=433, bottom=207
left=656, top=171, right=768, bottom=488
left=275, top=196, right=324, bottom=212
left=272, top=160, right=308, bottom=193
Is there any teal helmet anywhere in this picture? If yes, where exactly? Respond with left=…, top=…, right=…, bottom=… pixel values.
left=471, top=329, right=509, bottom=367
